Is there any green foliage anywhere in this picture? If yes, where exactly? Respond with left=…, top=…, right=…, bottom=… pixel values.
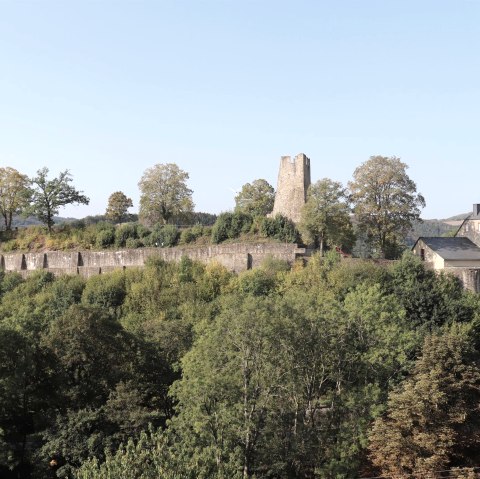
left=179, top=224, right=205, bottom=244
left=95, top=226, right=116, bottom=248
left=369, top=326, right=480, bottom=476
left=145, top=224, right=180, bottom=247
left=0, top=167, right=31, bottom=230
left=82, top=271, right=126, bottom=313
left=114, top=222, right=138, bottom=247
left=105, top=191, right=133, bottom=224
left=234, top=179, right=275, bottom=217
left=138, top=163, right=194, bottom=226
left=234, top=269, right=277, bottom=296
left=74, top=427, right=188, bottom=479
left=211, top=212, right=253, bottom=244
left=387, top=252, right=473, bottom=330
left=348, top=156, right=425, bottom=258
left=259, top=255, right=291, bottom=274
left=1, top=248, right=480, bottom=478
left=26, top=167, right=90, bottom=232
left=0, top=271, right=24, bottom=296
left=258, top=214, right=299, bottom=243
left=299, top=178, right=354, bottom=255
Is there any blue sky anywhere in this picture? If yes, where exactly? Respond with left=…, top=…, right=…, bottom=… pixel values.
left=0, top=0, right=479, bottom=219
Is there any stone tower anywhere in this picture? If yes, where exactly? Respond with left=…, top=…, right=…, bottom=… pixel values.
left=271, top=153, right=311, bottom=223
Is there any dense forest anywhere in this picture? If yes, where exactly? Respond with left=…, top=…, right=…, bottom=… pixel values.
left=1, top=251, right=480, bottom=478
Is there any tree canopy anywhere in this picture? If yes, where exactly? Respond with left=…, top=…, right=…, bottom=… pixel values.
left=0, top=167, right=31, bottom=230
left=234, top=179, right=275, bottom=217
left=369, top=326, right=480, bottom=477
left=348, top=156, right=425, bottom=258
left=299, top=178, right=354, bottom=255
left=27, top=168, right=90, bottom=232
left=105, top=191, right=133, bottom=223
left=138, top=163, right=194, bottom=226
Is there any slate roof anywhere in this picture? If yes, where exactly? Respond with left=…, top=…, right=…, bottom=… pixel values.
left=416, top=237, right=480, bottom=261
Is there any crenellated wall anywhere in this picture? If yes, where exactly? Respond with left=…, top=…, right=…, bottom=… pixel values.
left=0, top=243, right=306, bottom=278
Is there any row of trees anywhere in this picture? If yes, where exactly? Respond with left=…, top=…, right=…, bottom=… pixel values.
left=234, top=156, right=425, bottom=258
left=2, top=156, right=424, bottom=258
left=0, top=167, right=89, bottom=232
left=0, top=163, right=195, bottom=232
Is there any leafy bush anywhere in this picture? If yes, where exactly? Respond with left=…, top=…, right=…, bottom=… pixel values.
left=95, top=227, right=115, bottom=248
left=260, top=255, right=291, bottom=274
left=136, top=224, right=151, bottom=239
left=115, top=223, right=138, bottom=247
left=211, top=212, right=254, bottom=244
left=82, top=270, right=126, bottom=312
left=258, top=214, right=299, bottom=243
left=146, top=225, right=180, bottom=247
left=0, top=272, right=23, bottom=295
left=236, top=269, right=276, bottom=296
left=179, top=225, right=205, bottom=245
left=125, top=237, right=142, bottom=249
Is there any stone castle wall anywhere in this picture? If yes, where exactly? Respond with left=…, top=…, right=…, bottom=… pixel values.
left=0, top=243, right=306, bottom=278
left=271, top=153, right=311, bottom=223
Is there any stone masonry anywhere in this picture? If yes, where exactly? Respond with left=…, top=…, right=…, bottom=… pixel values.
left=270, top=153, right=311, bottom=223
left=0, top=243, right=307, bottom=278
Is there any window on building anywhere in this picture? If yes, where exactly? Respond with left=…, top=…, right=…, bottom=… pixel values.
left=420, top=248, right=425, bottom=261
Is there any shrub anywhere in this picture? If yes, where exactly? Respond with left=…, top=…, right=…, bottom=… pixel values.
left=211, top=212, right=253, bottom=244
left=0, top=272, right=23, bottom=295
left=258, top=214, right=299, bottom=243
left=179, top=225, right=205, bottom=245
left=115, top=223, right=138, bottom=247
left=147, top=224, right=180, bottom=247
left=95, top=227, right=115, bottom=248
left=125, top=237, right=142, bottom=249
left=82, top=270, right=126, bottom=312
left=236, top=269, right=276, bottom=296
left=260, top=255, right=291, bottom=274
left=136, top=224, right=151, bottom=239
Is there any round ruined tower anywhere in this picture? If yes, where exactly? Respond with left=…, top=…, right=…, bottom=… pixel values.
left=270, top=153, right=311, bottom=223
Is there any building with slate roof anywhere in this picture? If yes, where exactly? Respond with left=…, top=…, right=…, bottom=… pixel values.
left=412, top=204, right=480, bottom=292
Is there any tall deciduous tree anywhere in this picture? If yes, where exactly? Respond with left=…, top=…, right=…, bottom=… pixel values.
left=105, top=191, right=133, bottom=223
left=368, top=327, right=480, bottom=477
left=0, top=167, right=31, bottom=230
left=299, top=178, right=354, bottom=255
left=28, top=168, right=89, bottom=232
left=348, top=156, right=425, bottom=258
left=138, top=163, right=194, bottom=226
left=234, top=179, right=275, bottom=217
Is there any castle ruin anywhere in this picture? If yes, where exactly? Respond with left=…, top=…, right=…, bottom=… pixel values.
left=271, top=153, right=311, bottom=223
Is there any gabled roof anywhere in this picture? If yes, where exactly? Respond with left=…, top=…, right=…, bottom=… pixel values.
left=415, top=237, right=480, bottom=261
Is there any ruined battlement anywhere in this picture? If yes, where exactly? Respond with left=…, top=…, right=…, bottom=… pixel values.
left=270, top=153, right=311, bottom=223
left=0, top=243, right=307, bottom=278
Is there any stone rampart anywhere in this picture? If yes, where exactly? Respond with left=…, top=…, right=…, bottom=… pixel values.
left=0, top=243, right=306, bottom=278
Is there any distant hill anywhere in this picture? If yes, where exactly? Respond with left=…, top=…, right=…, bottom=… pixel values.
left=11, top=215, right=77, bottom=228
left=406, top=213, right=470, bottom=246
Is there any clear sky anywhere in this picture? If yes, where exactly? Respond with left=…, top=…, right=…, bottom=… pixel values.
left=0, top=0, right=479, bottom=220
